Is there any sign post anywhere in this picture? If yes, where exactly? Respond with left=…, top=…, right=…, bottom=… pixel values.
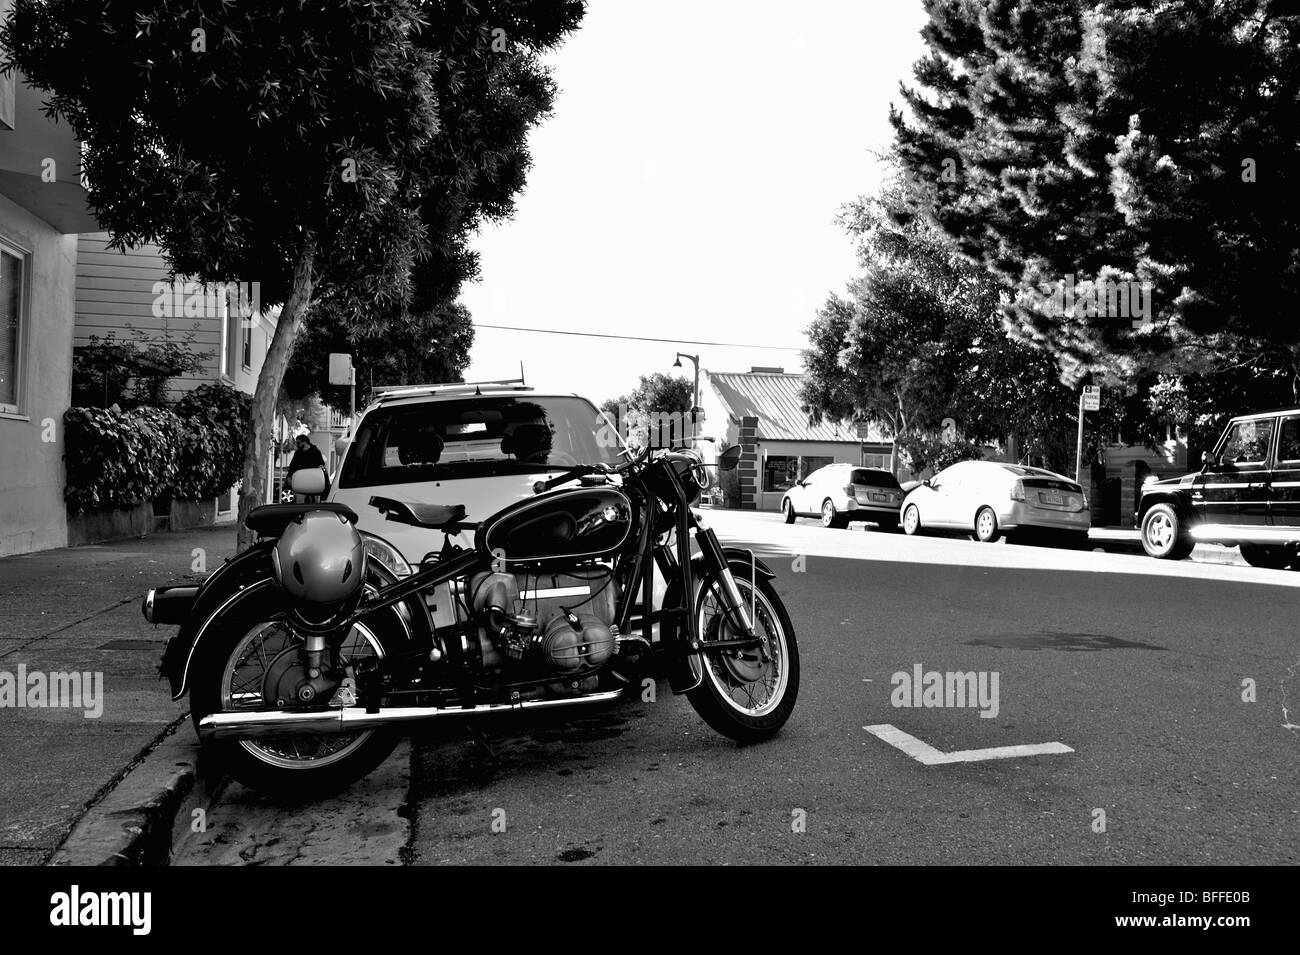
left=1076, top=386, right=1100, bottom=484
left=328, top=353, right=355, bottom=429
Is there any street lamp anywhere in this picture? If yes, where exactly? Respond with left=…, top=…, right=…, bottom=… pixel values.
left=673, top=352, right=700, bottom=417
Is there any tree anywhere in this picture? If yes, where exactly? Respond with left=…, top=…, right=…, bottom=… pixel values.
left=602, top=373, right=694, bottom=448
left=803, top=174, right=1080, bottom=475
left=891, top=0, right=1300, bottom=396
left=4, top=0, right=584, bottom=546
left=282, top=302, right=475, bottom=409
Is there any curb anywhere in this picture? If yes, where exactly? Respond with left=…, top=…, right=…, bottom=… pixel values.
left=48, top=715, right=220, bottom=867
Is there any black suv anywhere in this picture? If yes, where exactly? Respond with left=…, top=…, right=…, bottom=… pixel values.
left=1137, top=407, right=1300, bottom=567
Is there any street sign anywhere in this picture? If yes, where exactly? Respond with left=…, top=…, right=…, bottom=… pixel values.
left=1082, top=385, right=1100, bottom=411
left=328, top=353, right=353, bottom=386
left=856, top=421, right=872, bottom=440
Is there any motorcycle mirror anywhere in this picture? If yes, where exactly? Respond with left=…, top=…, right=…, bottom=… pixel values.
left=717, top=446, right=742, bottom=471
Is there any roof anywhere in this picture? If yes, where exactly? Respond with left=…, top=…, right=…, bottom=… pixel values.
left=706, top=370, right=883, bottom=443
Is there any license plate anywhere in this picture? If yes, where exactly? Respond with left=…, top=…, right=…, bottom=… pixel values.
left=870, top=492, right=889, bottom=502
left=1039, top=491, right=1064, bottom=506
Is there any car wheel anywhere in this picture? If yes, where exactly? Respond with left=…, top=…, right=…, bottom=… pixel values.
left=974, top=506, right=1000, bottom=543
left=781, top=498, right=796, bottom=524
left=902, top=503, right=921, bottom=536
left=1140, top=503, right=1194, bottom=560
left=1239, top=543, right=1292, bottom=569
left=820, top=499, right=847, bottom=529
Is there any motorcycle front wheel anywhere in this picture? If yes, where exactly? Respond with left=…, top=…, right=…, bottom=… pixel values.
left=686, top=568, right=799, bottom=743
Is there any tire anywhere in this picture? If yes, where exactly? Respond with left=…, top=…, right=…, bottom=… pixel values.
left=686, top=567, right=799, bottom=744
left=820, top=499, right=848, bottom=529
left=1239, top=543, right=1293, bottom=569
left=781, top=498, right=796, bottom=524
left=902, top=503, right=922, bottom=536
left=1140, top=503, right=1194, bottom=560
left=188, top=579, right=411, bottom=799
left=974, top=506, right=1001, bottom=543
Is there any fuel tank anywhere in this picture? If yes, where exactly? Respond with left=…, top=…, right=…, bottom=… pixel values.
left=475, top=487, right=633, bottom=567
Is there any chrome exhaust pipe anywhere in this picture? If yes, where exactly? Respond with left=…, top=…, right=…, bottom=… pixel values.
left=197, top=689, right=626, bottom=741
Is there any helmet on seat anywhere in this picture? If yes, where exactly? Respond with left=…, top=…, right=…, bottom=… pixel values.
left=271, top=510, right=367, bottom=605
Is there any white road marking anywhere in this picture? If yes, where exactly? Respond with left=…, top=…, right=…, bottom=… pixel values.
left=864, top=723, right=1073, bottom=765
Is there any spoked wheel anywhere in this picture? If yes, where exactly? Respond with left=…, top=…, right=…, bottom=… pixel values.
left=1140, top=503, right=1194, bottom=560
left=821, top=499, right=847, bottom=529
left=686, top=568, right=799, bottom=743
left=189, top=583, right=408, bottom=798
left=902, top=503, right=922, bottom=536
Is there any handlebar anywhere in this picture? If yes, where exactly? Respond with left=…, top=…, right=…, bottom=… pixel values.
left=532, top=444, right=656, bottom=495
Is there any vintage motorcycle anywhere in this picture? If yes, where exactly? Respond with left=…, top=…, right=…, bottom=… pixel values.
left=145, top=445, right=799, bottom=796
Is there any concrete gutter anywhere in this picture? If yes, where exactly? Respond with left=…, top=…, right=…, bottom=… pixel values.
left=48, top=716, right=222, bottom=867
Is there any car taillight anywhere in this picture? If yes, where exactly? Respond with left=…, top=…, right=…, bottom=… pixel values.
left=845, top=484, right=856, bottom=496
left=1010, top=481, right=1025, bottom=502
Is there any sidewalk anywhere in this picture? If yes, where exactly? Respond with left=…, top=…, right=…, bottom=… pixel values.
left=0, top=524, right=237, bottom=865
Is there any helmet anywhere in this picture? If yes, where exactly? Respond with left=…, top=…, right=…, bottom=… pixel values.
left=272, top=510, right=367, bottom=605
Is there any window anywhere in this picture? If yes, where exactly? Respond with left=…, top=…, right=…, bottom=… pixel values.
left=218, top=290, right=239, bottom=380
left=1220, top=418, right=1274, bottom=465
left=764, top=455, right=798, bottom=492
left=862, top=452, right=889, bottom=469
left=798, top=456, right=833, bottom=481
left=0, top=244, right=27, bottom=414
left=338, top=395, right=623, bottom=489
left=1278, top=417, right=1300, bottom=464
left=241, top=316, right=252, bottom=370
left=851, top=468, right=900, bottom=489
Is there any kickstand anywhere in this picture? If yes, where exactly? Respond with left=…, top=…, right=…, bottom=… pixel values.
left=461, top=721, right=499, bottom=765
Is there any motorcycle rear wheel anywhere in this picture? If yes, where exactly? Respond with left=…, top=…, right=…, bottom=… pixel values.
left=686, top=569, right=799, bottom=743
left=189, top=582, right=409, bottom=799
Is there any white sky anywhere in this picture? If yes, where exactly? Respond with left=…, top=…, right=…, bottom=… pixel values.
left=459, top=0, right=929, bottom=406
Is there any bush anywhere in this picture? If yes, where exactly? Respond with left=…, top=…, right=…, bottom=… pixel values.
left=173, top=384, right=251, bottom=501
left=64, top=406, right=182, bottom=512
left=64, top=384, right=252, bottom=512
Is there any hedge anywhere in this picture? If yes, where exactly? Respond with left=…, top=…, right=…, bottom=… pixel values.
left=64, top=384, right=252, bottom=513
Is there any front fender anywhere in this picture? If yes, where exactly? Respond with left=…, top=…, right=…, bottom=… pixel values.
left=661, top=551, right=775, bottom=694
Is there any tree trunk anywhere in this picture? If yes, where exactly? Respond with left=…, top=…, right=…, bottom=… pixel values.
left=236, top=241, right=317, bottom=550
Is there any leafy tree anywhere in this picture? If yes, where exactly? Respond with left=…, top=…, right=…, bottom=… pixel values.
left=602, top=373, right=694, bottom=448
left=803, top=175, right=1081, bottom=475
left=283, top=302, right=475, bottom=409
left=891, top=0, right=1300, bottom=396
left=4, top=0, right=583, bottom=546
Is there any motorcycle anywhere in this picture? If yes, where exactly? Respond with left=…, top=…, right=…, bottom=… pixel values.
left=145, top=445, right=799, bottom=796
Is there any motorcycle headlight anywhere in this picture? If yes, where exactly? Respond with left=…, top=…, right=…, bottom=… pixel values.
left=361, top=532, right=413, bottom=578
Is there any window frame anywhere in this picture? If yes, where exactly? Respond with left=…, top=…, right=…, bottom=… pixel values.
left=0, top=237, right=32, bottom=418
left=1217, top=417, right=1275, bottom=467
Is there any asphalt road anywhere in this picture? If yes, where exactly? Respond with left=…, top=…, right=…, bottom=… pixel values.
left=172, top=512, right=1300, bottom=865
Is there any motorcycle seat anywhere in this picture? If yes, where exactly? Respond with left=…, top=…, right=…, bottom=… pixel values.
left=246, top=503, right=358, bottom=537
left=369, top=496, right=470, bottom=531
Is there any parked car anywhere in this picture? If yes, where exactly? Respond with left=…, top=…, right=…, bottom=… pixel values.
left=326, top=383, right=626, bottom=572
left=1137, top=406, right=1300, bottom=567
left=900, top=460, right=1090, bottom=543
left=781, top=463, right=904, bottom=529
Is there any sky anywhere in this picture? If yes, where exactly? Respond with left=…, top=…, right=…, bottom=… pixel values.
left=459, top=0, right=930, bottom=406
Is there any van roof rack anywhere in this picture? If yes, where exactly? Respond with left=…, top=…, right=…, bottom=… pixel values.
left=370, top=377, right=530, bottom=400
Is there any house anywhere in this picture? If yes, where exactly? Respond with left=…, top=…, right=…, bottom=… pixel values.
left=699, top=367, right=892, bottom=512
left=73, top=233, right=280, bottom=522
left=0, top=0, right=99, bottom=556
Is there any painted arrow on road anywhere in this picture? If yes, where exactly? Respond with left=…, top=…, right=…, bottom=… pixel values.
left=864, top=724, right=1073, bottom=765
